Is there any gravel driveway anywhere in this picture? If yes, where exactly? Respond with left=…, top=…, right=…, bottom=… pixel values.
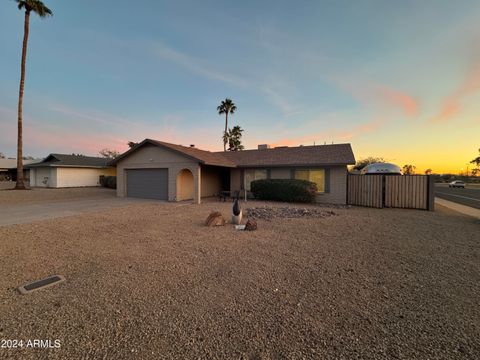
left=0, top=187, right=116, bottom=205
left=0, top=201, right=478, bottom=359
left=0, top=188, right=158, bottom=226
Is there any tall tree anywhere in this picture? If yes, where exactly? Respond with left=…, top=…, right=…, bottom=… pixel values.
left=13, top=0, right=52, bottom=190
left=217, top=98, right=237, bottom=151
left=227, top=126, right=244, bottom=151
left=424, top=168, right=433, bottom=175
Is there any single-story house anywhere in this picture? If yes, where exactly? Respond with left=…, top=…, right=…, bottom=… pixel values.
left=27, top=154, right=116, bottom=188
left=111, top=139, right=355, bottom=204
left=0, top=158, right=41, bottom=182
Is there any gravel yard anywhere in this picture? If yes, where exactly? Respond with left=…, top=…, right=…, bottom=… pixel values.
left=0, top=181, right=16, bottom=191
left=0, top=201, right=478, bottom=359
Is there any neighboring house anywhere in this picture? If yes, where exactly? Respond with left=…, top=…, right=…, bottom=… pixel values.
left=0, top=158, right=41, bottom=182
left=111, top=139, right=355, bottom=204
left=26, top=154, right=116, bottom=188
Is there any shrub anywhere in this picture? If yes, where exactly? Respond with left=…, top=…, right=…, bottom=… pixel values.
left=250, top=179, right=317, bottom=203
left=99, top=175, right=116, bottom=189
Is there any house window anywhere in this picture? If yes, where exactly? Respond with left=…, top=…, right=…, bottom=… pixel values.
left=245, top=169, right=267, bottom=191
left=294, top=169, right=325, bottom=193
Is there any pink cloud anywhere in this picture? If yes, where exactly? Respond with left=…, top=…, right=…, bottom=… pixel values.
left=431, top=62, right=480, bottom=123
left=0, top=106, right=127, bottom=156
left=24, top=122, right=127, bottom=156
left=376, top=86, right=419, bottom=118
left=327, top=75, right=419, bottom=118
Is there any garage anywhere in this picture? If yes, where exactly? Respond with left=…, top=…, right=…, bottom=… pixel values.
left=27, top=153, right=115, bottom=188
left=112, top=140, right=236, bottom=203
left=126, top=168, right=168, bottom=200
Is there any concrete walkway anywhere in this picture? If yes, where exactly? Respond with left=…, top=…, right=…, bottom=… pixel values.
left=435, top=197, right=480, bottom=219
left=0, top=197, right=159, bottom=226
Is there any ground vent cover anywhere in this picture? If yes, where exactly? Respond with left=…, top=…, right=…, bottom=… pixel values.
left=18, top=275, right=66, bottom=295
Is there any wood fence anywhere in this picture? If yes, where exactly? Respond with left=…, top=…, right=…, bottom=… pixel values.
left=347, top=175, right=434, bottom=210
left=346, top=175, right=383, bottom=208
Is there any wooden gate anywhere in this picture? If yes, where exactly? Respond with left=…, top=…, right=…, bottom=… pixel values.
left=347, top=175, right=434, bottom=210
left=346, top=174, right=383, bottom=208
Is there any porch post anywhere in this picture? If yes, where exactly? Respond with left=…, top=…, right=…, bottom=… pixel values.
left=194, top=165, right=201, bottom=204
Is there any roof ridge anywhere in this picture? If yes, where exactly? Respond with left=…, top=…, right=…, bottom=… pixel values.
left=149, top=139, right=219, bottom=154
left=213, top=143, right=351, bottom=154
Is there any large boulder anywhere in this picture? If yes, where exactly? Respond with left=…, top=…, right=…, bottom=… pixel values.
left=244, top=218, right=257, bottom=231
left=205, top=211, right=226, bottom=226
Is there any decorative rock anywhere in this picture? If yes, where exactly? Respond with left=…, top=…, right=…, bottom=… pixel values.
left=205, top=211, right=226, bottom=226
left=244, top=206, right=337, bottom=221
left=244, top=219, right=257, bottom=231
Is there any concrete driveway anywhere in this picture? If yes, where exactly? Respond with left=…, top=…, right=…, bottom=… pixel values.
left=0, top=191, right=159, bottom=226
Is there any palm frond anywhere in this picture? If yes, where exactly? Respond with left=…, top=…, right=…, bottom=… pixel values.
left=217, top=98, right=237, bottom=115
left=14, top=0, right=53, bottom=18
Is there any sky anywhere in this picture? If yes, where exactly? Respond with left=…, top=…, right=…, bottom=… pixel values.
left=0, top=0, right=479, bottom=174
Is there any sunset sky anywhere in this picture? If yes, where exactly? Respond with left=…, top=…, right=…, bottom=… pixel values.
left=0, top=0, right=479, bottom=174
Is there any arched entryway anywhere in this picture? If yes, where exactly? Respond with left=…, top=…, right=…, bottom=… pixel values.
left=176, top=168, right=194, bottom=201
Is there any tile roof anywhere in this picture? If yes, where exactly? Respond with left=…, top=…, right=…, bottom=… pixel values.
left=217, top=144, right=355, bottom=167
left=26, top=154, right=111, bottom=168
left=112, top=139, right=355, bottom=168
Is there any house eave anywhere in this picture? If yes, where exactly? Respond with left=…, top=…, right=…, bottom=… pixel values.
left=26, top=164, right=113, bottom=169
left=235, top=162, right=354, bottom=168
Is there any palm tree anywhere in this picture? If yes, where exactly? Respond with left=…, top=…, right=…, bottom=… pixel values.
left=13, top=0, right=52, bottom=190
left=217, top=98, right=237, bottom=151
left=227, top=125, right=245, bottom=151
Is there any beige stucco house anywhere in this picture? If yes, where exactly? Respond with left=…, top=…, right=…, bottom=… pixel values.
left=111, top=139, right=355, bottom=204
left=27, top=154, right=115, bottom=188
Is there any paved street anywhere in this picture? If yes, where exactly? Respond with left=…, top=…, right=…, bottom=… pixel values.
left=435, top=184, right=480, bottom=209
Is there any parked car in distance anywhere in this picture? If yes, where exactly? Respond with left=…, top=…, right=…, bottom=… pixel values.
left=449, top=180, right=465, bottom=188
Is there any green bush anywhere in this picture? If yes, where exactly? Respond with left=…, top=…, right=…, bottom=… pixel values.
left=250, top=179, right=317, bottom=203
left=99, top=175, right=116, bottom=189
